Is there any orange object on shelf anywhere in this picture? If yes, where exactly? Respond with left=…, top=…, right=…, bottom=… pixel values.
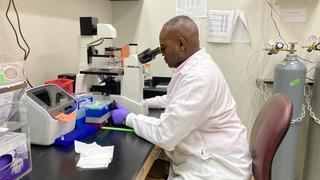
left=45, top=78, right=74, bottom=94
left=121, top=44, right=130, bottom=69
left=54, top=111, right=76, bottom=122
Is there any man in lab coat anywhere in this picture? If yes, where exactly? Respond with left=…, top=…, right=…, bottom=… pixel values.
left=111, top=15, right=252, bottom=180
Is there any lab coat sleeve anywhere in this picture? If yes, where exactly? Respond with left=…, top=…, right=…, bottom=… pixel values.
left=131, top=75, right=212, bottom=151
left=145, top=95, right=167, bottom=109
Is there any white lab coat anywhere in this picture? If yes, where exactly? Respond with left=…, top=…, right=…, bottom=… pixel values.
left=126, top=48, right=252, bottom=180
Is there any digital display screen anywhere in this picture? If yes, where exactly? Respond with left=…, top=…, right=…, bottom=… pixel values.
left=33, top=89, right=51, bottom=106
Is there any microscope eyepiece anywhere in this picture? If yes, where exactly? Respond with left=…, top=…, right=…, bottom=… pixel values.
left=138, top=47, right=162, bottom=64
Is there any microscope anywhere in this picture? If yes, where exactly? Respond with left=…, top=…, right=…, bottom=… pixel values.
left=75, top=17, right=162, bottom=114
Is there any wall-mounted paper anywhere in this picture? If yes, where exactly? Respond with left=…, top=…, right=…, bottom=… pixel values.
left=231, top=10, right=250, bottom=43
left=281, top=8, right=307, bottom=23
left=207, top=10, right=235, bottom=43
left=207, top=10, right=250, bottom=43
left=176, top=0, right=207, bottom=18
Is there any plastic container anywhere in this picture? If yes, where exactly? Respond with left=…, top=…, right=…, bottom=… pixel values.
left=85, top=113, right=110, bottom=124
left=85, top=101, right=110, bottom=118
left=72, top=93, right=94, bottom=109
left=0, top=54, right=26, bottom=87
left=85, top=101, right=110, bottom=126
left=105, top=47, right=122, bottom=69
left=0, top=85, right=32, bottom=179
left=45, top=78, right=74, bottom=94
left=0, top=132, right=31, bottom=179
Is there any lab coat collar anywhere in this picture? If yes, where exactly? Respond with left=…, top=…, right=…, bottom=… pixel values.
left=174, top=48, right=206, bottom=73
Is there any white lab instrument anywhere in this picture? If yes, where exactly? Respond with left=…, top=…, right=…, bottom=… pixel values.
left=76, top=23, right=117, bottom=96
left=113, top=45, right=161, bottom=114
left=75, top=24, right=155, bottom=115
left=22, top=84, right=77, bottom=145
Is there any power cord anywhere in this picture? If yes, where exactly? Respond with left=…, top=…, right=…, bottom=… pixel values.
left=265, top=0, right=281, bottom=38
left=5, top=0, right=32, bottom=87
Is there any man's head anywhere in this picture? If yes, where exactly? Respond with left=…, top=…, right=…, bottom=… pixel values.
left=159, top=15, right=200, bottom=68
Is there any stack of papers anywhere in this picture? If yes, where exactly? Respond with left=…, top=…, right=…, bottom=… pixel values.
left=74, top=140, right=114, bottom=169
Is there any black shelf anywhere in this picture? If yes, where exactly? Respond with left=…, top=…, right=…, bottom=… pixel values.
left=80, top=68, right=124, bottom=76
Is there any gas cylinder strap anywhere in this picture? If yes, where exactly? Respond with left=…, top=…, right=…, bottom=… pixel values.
left=305, top=84, right=320, bottom=125
left=291, top=104, right=305, bottom=124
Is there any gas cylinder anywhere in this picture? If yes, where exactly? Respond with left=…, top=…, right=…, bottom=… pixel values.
left=303, top=64, right=320, bottom=180
left=272, top=51, right=306, bottom=180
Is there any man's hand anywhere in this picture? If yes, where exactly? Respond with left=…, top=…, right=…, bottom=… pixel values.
left=110, top=104, right=129, bottom=125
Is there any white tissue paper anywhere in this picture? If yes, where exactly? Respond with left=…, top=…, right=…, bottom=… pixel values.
left=74, top=140, right=114, bottom=169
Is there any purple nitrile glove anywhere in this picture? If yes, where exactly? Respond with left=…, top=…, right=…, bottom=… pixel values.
left=111, top=105, right=129, bottom=125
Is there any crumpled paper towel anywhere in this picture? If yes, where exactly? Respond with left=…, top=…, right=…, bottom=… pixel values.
left=74, top=140, right=114, bottom=169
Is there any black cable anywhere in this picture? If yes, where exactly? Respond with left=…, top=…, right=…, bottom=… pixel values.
left=91, top=39, right=104, bottom=47
left=12, top=0, right=30, bottom=60
left=26, top=78, right=33, bottom=88
left=297, top=55, right=313, bottom=63
left=6, top=0, right=33, bottom=87
left=5, top=0, right=28, bottom=59
left=265, top=0, right=281, bottom=38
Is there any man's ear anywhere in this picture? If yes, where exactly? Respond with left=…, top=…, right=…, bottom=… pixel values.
left=178, top=38, right=186, bottom=51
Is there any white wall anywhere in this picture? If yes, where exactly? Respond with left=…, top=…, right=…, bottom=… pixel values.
left=111, top=0, right=320, bottom=130
left=111, top=0, right=263, bottom=130
left=0, top=0, right=112, bottom=86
